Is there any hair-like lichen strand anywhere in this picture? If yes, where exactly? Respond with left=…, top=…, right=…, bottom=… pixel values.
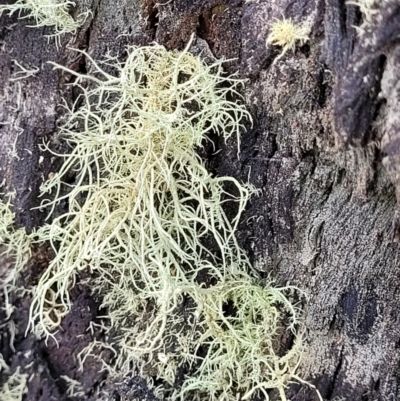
left=0, top=201, right=32, bottom=321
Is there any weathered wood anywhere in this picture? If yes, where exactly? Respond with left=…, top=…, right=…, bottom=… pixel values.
left=1, top=0, right=400, bottom=400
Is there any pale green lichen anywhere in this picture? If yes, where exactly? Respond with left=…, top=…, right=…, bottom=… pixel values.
left=347, top=0, right=378, bottom=20
left=266, top=17, right=310, bottom=61
left=173, top=279, right=306, bottom=401
left=347, top=0, right=385, bottom=34
left=60, top=375, right=85, bottom=398
left=10, top=60, right=39, bottom=82
left=0, top=201, right=32, bottom=321
left=0, top=354, right=28, bottom=401
left=30, top=39, right=253, bottom=337
left=23, top=37, right=320, bottom=400
left=0, top=0, right=89, bottom=40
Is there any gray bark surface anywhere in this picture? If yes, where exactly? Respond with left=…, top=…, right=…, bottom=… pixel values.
left=1, top=0, right=400, bottom=400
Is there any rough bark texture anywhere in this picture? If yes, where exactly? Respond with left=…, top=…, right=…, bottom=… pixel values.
left=1, top=0, right=400, bottom=400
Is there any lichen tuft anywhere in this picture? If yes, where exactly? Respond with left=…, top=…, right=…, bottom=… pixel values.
left=21, top=37, right=319, bottom=400
left=0, top=0, right=90, bottom=41
left=266, top=17, right=310, bottom=61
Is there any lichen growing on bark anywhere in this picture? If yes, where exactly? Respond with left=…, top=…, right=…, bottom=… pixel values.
left=0, top=0, right=89, bottom=40
left=0, top=37, right=319, bottom=400
left=266, top=17, right=310, bottom=61
left=0, top=201, right=31, bottom=320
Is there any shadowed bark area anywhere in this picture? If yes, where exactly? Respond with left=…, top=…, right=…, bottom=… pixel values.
left=1, top=0, right=400, bottom=400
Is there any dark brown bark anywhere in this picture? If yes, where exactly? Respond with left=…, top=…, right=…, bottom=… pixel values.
left=1, top=0, right=400, bottom=400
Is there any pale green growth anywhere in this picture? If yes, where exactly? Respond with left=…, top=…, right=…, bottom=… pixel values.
left=172, top=279, right=308, bottom=401
left=0, top=354, right=9, bottom=372
left=267, top=17, right=310, bottom=61
left=0, top=369, right=28, bottom=401
left=7, top=128, right=23, bottom=161
left=28, top=38, right=318, bottom=400
left=10, top=60, right=39, bottom=82
left=347, top=0, right=384, bottom=33
left=0, top=355, right=28, bottom=401
left=0, top=201, right=32, bottom=320
left=60, top=375, right=85, bottom=398
left=0, top=0, right=89, bottom=40
left=30, top=39, right=253, bottom=338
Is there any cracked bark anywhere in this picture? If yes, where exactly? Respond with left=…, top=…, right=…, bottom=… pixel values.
left=1, top=0, right=400, bottom=400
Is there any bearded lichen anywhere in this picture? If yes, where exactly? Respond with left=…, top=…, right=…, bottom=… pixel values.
left=30, top=39, right=252, bottom=339
left=0, top=0, right=89, bottom=40
left=266, top=17, right=310, bottom=61
left=6, top=37, right=322, bottom=400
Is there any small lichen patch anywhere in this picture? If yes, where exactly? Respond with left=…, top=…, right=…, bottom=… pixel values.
left=347, top=0, right=385, bottom=33
left=175, top=278, right=306, bottom=401
left=267, top=17, right=310, bottom=61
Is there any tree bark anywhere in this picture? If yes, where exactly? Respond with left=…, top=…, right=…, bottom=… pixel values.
left=1, top=0, right=400, bottom=400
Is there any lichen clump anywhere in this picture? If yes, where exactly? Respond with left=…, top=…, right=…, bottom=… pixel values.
left=267, top=17, right=309, bottom=60
left=27, top=40, right=308, bottom=400
left=0, top=0, right=88, bottom=38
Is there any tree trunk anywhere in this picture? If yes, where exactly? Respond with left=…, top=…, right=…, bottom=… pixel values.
left=1, top=0, right=400, bottom=400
